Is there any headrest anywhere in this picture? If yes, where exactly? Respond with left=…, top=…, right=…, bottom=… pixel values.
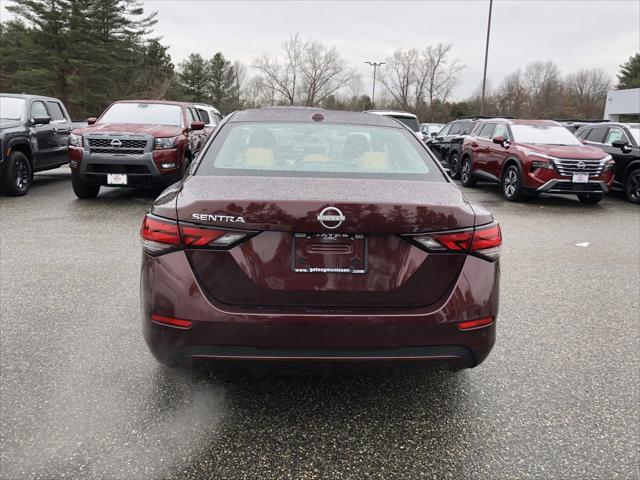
left=243, top=148, right=275, bottom=167
left=359, top=152, right=391, bottom=170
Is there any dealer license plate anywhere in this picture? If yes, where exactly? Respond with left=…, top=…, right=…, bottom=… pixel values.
left=572, top=173, right=589, bottom=183
left=107, top=173, right=128, bottom=185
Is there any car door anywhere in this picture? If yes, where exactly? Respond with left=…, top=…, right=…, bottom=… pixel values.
left=429, top=123, right=451, bottom=160
left=486, top=123, right=511, bottom=179
left=45, top=100, right=72, bottom=166
left=29, top=100, right=57, bottom=169
left=470, top=123, right=496, bottom=174
left=603, top=126, right=635, bottom=188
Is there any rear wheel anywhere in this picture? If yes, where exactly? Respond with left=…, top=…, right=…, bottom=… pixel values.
left=449, top=152, right=461, bottom=179
left=460, top=157, right=476, bottom=187
left=577, top=193, right=604, bottom=204
left=1, top=151, right=32, bottom=196
left=71, top=172, right=100, bottom=199
left=624, top=169, right=640, bottom=204
left=501, top=165, right=526, bottom=202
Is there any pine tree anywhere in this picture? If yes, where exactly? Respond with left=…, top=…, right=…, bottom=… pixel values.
left=208, top=52, right=238, bottom=112
left=178, top=54, right=210, bottom=102
left=617, top=53, right=640, bottom=89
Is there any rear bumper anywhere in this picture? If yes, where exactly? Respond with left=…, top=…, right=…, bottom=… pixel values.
left=141, top=251, right=499, bottom=369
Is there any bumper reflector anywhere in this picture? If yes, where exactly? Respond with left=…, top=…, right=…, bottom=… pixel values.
left=151, top=314, right=193, bottom=329
left=458, top=316, right=494, bottom=330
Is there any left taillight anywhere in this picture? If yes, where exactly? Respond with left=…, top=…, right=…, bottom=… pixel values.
left=140, top=214, right=180, bottom=254
left=406, top=222, right=502, bottom=261
left=140, top=214, right=253, bottom=255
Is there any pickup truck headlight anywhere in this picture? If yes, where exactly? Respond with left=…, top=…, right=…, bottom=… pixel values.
left=154, top=136, right=178, bottom=150
left=69, top=133, right=83, bottom=147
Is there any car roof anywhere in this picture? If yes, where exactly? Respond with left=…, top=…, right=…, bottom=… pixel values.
left=0, top=92, right=63, bottom=102
left=193, top=103, right=222, bottom=115
left=478, top=118, right=560, bottom=126
left=364, top=110, right=418, bottom=119
left=229, top=107, right=403, bottom=127
left=111, top=99, right=190, bottom=107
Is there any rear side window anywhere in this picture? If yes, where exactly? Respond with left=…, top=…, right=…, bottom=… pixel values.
left=196, top=108, right=211, bottom=124
left=478, top=123, right=496, bottom=139
left=196, top=122, right=445, bottom=182
left=438, top=124, right=452, bottom=136
left=460, top=121, right=474, bottom=135
left=46, top=101, right=66, bottom=122
left=30, top=101, right=48, bottom=119
left=586, top=127, right=606, bottom=143
left=576, top=128, right=591, bottom=139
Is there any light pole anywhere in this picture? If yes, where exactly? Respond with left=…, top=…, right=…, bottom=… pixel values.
left=365, top=61, right=385, bottom=108
left=480, top=0, right=493, bottom=115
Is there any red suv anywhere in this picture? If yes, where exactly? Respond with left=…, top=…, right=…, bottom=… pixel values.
left=68, top=100, right=209, bottom=198
left=460, top=119, right=615, bottom=203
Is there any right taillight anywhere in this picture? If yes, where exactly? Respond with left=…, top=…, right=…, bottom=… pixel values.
left=407, top=222, right=502, bottom=262
left=140, top=214, right=254, bottom=255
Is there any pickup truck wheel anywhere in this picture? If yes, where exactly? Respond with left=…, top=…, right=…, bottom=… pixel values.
left=624, top=169, right=640, bottom=204
left=577, top=193, right=604, bottom=204
left=1, top=151, right=32, bottom=196
left=449, top=152, right=461, bottom=179
left=460, top=157, right=476, bottom=187
left=501, top=165, right=526, bottom=202
left=71, top=173, right=100, bottom=199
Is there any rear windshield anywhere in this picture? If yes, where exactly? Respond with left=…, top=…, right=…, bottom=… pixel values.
left=392, top=116, right=420, bottom=132
left=511, top=124, right=582, bottom=146
left=99, top=103, right=183, bottom=126
left=196, top=122, right=444, bottom=181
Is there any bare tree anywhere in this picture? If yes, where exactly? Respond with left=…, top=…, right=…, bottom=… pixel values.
left=299, top=41, right=358, bottom=106
left=494, top=70, right=529, bottom=117
left=524, top=61, right=563, bottom=118
left=253, top=33, right=305, bottom=104
left=379, top=48, right=419, bottom=110
left=565, top=69, right=611, bottom=119
left=415, top=43, right=464, bottom=114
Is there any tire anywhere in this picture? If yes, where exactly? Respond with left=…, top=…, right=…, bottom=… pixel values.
left=449, top=151, right=461, bottom=180
left=501, top=165, right=526, bottom=202
left=1, top=151, right=32, bottom=196
left=71, top=172, right=100, bottom=199
left=624, top=169, right=640, bottom=204
left=577, top=193, right=604, bottom=204
left=460, top=156, right=476, bottom=187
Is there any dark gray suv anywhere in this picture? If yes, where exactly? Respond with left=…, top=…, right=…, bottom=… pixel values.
left=0, top=93, right=72, bottom=196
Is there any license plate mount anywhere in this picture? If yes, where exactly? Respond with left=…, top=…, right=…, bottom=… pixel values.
left=572, top=173, right=589, bottom=183
left=107, top=173, right=128, bottom=185
left=292, top=233, right=367, bottom=274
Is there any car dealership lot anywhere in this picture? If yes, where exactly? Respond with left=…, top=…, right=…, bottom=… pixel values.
left=1, top=167, right=638, bottom=479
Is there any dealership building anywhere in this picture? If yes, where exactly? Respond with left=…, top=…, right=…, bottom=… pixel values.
left=603, top=88, right=640, bottom=121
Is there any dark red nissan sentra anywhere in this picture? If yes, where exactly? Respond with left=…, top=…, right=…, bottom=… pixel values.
left=140, top=108, right=501, bottom=369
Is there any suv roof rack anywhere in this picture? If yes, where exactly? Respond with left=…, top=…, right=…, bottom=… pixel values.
left=555, top=119, right=610, bottom=124
left=457, top=115, right=514, bottom=120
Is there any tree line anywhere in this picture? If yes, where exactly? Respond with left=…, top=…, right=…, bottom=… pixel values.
left=1, top=1, right=638, bottom=121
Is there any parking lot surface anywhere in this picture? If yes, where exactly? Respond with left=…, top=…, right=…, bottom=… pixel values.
left=1, top=167, right=639, bottom=480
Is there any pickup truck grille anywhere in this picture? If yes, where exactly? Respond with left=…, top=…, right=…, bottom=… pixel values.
left=554, top=159, right=604, bottom=177
left=87, top=137, right=149, bottom=155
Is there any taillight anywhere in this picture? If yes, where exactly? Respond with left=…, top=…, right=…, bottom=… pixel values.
left=140, top=215, right=180, bottom=254
left=458, top=316, right=494, bottom=330
left=179, top=223, right=250, bottom=248
left=140, top=214, right=253, bottom=254
left=406, top=223, right=502, bottom=261
left=151, top=314, right=192, bottom=329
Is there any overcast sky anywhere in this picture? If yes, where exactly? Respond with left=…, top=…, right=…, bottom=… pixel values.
left=2, top=0, right=639, bottom=100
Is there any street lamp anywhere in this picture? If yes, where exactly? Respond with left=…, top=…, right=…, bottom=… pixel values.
left=365, top=61, right=385, bottom=108
left=480, top=0, right=493, bottom=115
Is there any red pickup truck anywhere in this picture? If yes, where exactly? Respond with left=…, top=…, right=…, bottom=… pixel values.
left=68, top=100, right=211, bottom=198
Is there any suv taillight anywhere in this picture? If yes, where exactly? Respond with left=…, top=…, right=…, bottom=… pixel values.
left=406, top=222, right=502, bottom=261
left=140, top=214, right=253, bottom=255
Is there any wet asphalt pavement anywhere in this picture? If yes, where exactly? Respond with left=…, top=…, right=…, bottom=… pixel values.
left=1, top=166, right=639, bottom=480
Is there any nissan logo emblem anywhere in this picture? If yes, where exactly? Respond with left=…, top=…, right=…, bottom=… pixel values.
left=577, top=161, right=586, bottom=169
left=110, top=138, right=122, bottom=148
left=317, top=207, right=345, bottom=230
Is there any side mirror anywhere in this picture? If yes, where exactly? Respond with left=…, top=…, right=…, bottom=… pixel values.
left=190, top=121, right=205, bottom=131
left=431, top=132, right=438, bottom=138
left=87, top=117, right=97, bottom=125
left=493, top=136, right=509, bottom=147
left=612, top=141, right=632, bottom=153
left=31, top=116, right=51, bottom=125
left=435, top=136, right=444, bottom=142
